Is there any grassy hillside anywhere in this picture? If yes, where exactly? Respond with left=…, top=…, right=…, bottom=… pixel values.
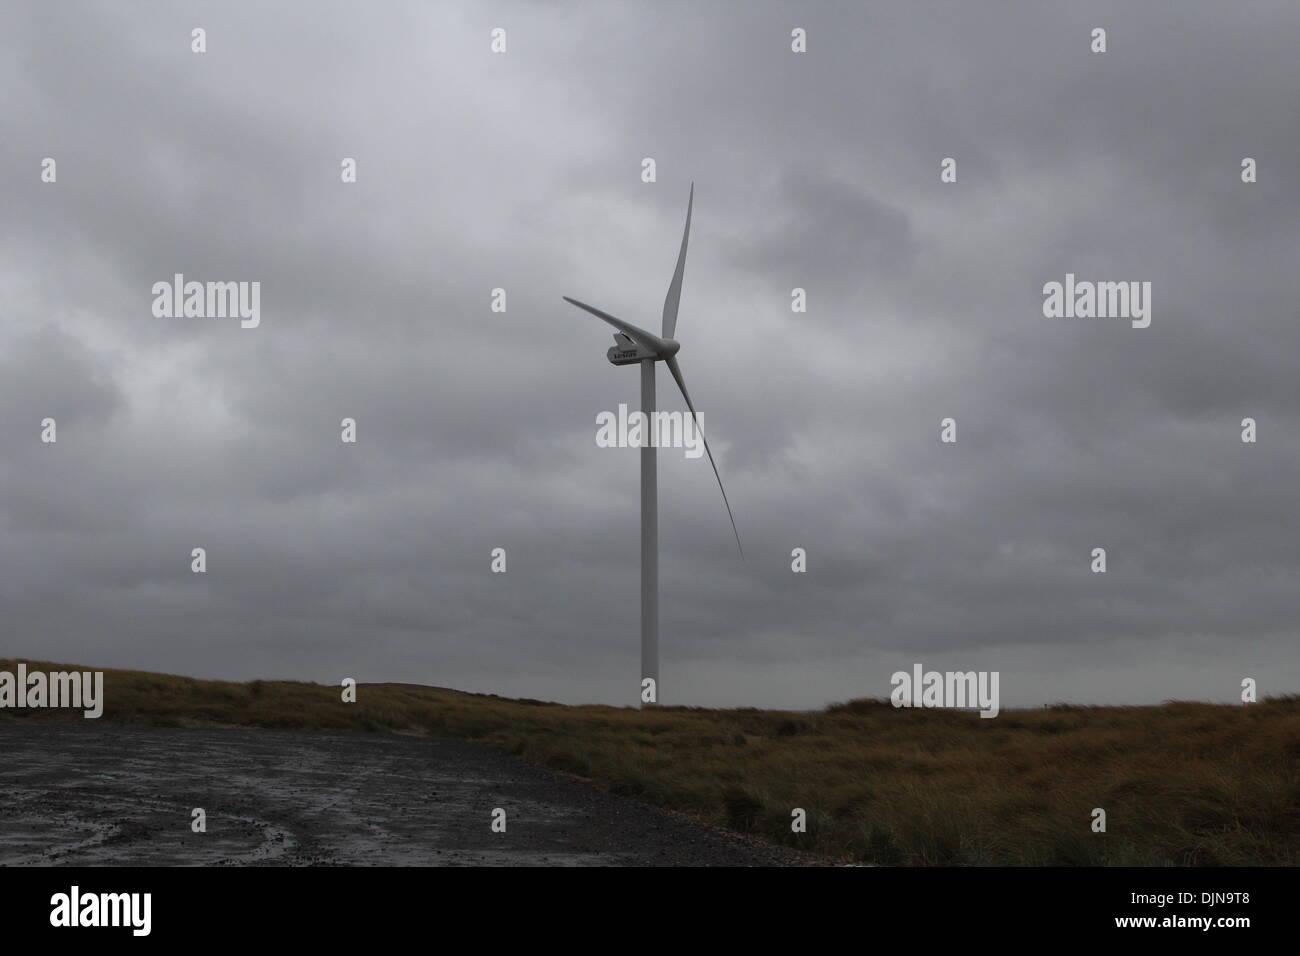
left=2, top=659, right=1296, bottom=865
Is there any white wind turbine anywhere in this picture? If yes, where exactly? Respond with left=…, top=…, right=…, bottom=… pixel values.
left=563, top=183, right=743, bottom=707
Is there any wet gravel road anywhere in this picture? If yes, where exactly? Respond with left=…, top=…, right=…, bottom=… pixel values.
left=0, top=725, right=810, bottom=866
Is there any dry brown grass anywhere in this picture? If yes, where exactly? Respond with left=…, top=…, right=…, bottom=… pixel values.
left=3, top=658, right=1296, bottom=865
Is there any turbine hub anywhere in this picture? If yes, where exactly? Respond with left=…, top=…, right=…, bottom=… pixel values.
left=659, top=338, right=681, bottom=358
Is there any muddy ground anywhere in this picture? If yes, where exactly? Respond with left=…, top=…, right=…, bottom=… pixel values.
left=0, top=725, right=811, bottom=866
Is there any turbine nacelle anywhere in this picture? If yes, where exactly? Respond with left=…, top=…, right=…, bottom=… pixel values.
left=607, top=332, right=679, bottom=366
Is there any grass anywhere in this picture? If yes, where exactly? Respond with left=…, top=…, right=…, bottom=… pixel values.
left=2, top=658, right=1297, bottom=865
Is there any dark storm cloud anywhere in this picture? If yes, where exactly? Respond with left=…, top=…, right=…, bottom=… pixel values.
left=0, top=1, right=1296, bottom=708
left=735, top=170, right=918, bottom=300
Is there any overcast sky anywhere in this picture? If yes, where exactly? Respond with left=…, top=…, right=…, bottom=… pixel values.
left=1, top=1, right=1297, bottom=709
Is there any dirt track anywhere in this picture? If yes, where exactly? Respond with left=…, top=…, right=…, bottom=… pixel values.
left=0, top=725, right=810, bottom=866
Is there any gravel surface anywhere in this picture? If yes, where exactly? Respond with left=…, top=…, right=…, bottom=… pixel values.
left=0, top=725, right=815, bottom=866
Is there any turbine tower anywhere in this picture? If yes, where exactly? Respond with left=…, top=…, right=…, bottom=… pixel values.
left=563, top=183, right=742, bottom=707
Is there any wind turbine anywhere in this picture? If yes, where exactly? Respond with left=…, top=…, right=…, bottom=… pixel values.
left=563, top=183, right=742, bottom=707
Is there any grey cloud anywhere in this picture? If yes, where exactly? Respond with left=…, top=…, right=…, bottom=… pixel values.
left=0, top=0, right=1296, bottom=708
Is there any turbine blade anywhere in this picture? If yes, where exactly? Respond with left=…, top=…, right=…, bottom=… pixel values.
left=661, top=182, right=693, bottom=340
left=562, top=296, right=669, bottom=354
left=665, top=356, right=743, bottom=559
